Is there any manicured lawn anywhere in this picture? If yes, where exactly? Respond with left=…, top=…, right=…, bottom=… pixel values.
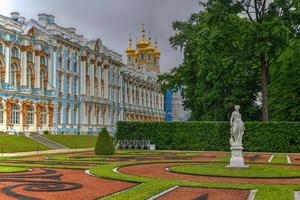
left=44, top=135, right=97, bottom=148
left=0, top=166, right=28, bottom=172
left=271, top=154, right=287, bottom=164
left=170, top=163, right=300, bottom=178
left=0, top=135, right=50, bottom=153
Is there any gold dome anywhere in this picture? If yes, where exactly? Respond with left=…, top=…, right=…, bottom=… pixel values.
left=136, top=23, right=149, bottom=49
left=145, top=34, right=155, bottom=53
left=125, top=33, right=136, bottom=55
left=153, top=35, right=161, bottom=57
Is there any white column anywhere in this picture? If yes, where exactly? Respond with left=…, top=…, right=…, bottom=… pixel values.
left=20, top=50, right=27, bottom=86
left=139, top=86, right=142, bottom=106
left=4, top=45, right=10, bottom=84
left=143, top=86, right=147, bottom=107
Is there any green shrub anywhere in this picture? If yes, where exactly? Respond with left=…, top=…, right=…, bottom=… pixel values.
left=43, top=130, right=49, bottom=135
left=95, top=128, right=115, bottom=155
left=116, top=121, right=300, bottom=152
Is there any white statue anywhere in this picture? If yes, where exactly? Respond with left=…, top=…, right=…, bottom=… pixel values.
left=230, top=105, right=245, bottom=145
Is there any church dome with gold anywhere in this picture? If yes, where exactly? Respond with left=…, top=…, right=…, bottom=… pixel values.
left=125, top=24, right=161, bottom=74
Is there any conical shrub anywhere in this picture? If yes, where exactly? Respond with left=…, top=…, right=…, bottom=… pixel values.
left=95, top=128, right=115, bottom=155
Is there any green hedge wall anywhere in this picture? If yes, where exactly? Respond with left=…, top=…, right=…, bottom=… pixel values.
left=116, top=121, right=300, bottom=152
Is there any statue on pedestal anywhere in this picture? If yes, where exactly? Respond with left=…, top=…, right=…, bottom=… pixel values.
left=227, top=105, right=248, bottom=168
left=230, top=105, right=245, bottom=145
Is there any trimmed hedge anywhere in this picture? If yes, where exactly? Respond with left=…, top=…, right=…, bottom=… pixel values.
left=95, top=128, right=115, bottom=155
left=116, top=121, right=300, bottom=152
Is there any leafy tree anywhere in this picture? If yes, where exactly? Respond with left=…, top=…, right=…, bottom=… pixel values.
left=159, top=0, right=299, bottom=121
left=95, top=128, right=115, bottom=155
left=269, top=38, right=300, bottom=120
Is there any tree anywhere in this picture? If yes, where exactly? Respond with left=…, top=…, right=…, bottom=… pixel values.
left=95, top=128, right=115, bottom=155
left=159, top=0, right=298, bottom=121
left=269, top=38, right=300, bottom=120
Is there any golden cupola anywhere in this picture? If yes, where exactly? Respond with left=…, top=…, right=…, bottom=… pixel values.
left=125, top=33, right=136, bottom=55
left=136, top=24, right=149, bottom=49
left=146, top=33, right=155, bottom=53
left=153, top=35, right=161, bottom=57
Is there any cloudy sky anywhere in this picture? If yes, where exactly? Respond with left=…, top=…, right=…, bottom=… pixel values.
left=0, top=0, right=201, bottom=72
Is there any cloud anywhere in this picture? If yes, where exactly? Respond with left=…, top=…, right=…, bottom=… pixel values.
left=1, top=0, right=200, bottom=72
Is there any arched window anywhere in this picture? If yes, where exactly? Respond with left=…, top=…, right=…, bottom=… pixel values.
left=0, top=43, right=3, bottom=54
left=66, top=106, right=70, bottom=124
left=67, top=57, right=70, bottom=71
left=86, top=80, right=90, bottom=96
left=0, top=59, right=4, bottom=85
left=74, top=78, right=78, bottom=96
left=41, top=107, right=47, bottom=125
left=57, top=73, right=62, bottom=93
left=88, top=106, right=92, bottom=125
left=26, top=67, right=33, bottom=89
left=0, top=103, right=4, bottom=124
left=58, top=55, right=62, bottom=69
left=11, top=64, right=18, bottom=87
left=26, top=106, right=34, bottom=125
left=95, top=82, right=98, bottom=97
left=27, top=52, right=33, bottom=62
left=11, top=47, right=19, bottom=58
left=11, top=104, right=20, bottom=124
left=40, top=70, right=45, bottom=91
left=40, top=56, right=46, bottom=65
left=57, top=106, right=61, bottom=124
left=74, top=106, right=77, bottom=124
left=96, top=108, right=100, bottom=125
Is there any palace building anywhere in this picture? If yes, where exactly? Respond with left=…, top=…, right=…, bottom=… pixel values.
left=0, top=12, right=164, bottom=135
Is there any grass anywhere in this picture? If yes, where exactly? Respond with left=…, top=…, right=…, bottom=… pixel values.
left=0, top=135, right=50, bottom=153
left=271, top=154, right=287, bottom=164
left=44, top=135, right=97, bottom=148
left=89, top=161, right=300, bottom=200
left=0, top=166, right=28, bottom=172
left=170, top=163, right=300, bottom=178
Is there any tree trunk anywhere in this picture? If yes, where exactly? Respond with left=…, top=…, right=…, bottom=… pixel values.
left=260, top=57, right=269, bottom=121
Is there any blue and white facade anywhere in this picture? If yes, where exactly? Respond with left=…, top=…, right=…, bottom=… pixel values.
left=0, top=12, right=164, bottom=135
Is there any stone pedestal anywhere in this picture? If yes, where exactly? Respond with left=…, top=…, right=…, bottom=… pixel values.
left=227, top=143, right=248, bottom=168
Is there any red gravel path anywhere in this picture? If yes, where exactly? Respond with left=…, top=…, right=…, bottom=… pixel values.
left=0, top=168, right=137, bottom=200
left=158, top=187, right=250, bottom=200
left=118, top=162, right=300, bottom=185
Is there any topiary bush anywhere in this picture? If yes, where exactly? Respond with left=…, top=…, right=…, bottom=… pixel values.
left=116, top=121, right=300, bottom=152
left=95, top=128, right=115, bottom=155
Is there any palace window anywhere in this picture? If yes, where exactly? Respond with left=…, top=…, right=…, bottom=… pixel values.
left=11, top=47, right=19, bottom=58
left=11, top=105, right=20, bottom=124
left=86, top=81, right=90, bottom=96
left=58, top=55, right=62, bottom=69
left=66, top=76, right=70, bottom=94
left=40, top=56, right=46, bottom=65
left=67, top=57, right=70, bottom=71
left=10, top=64, right=19, bottom=88
left=74, top=61, right=77, bottom=73
left=141, top=53, right=144, bottom=60
left=86, top=64, right=89, bottom=75
left=0, top=103, right=4, bottom=124
left=0, top=59, right=4, bottom=85
left=27, top=52, right=33, bottom=62
left=74, top=107, right=77, bottom=124
left=41, top=108, right=47, bottom=125
left=0, top=43, right=3, bottom=54
left=57, top=106, right=61, bottom=124
left=66, top=107, right=70, bottom=124
left=26, top=106, right=34, bottom=125
left=57, top=74, right=62, bottom=93
left=88, top=107, right=92, bottom=125
left=26, top=67, right=33, bottom=90
left=95, top=82, right=98, bottom=97
left=40, top=71, right=46, bottom=91
left=96, top=109, right=100, bottom=125
left=148, top=54, right=151, bottom=61
left=74, top=78, right=78, bottom=95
